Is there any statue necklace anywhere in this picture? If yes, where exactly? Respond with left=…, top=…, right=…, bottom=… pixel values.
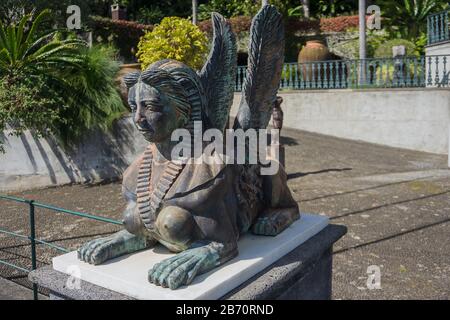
left=136, top=144, right=184, bottom=230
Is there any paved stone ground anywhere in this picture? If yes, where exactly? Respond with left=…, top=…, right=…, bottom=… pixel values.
left=1, top=129, right=449, bottom=299
left=0, top=278, right=47, bottom=300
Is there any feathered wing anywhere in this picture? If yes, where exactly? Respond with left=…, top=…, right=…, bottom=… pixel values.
left=198, top=13, right=237, bottom=132
left=234, top=5, right=285, bottom=131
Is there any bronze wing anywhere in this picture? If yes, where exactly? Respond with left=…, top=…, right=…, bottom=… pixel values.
left=233, top=5, right=285, bottom=131
left=198, top=13, right=237, bottom=133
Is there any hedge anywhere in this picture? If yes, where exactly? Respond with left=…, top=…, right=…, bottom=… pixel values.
left=88, top=16, right=153, bottom=62
left=199, top=15, right=363, bottom=35
left=319, top=15, right=361, bottom=33
left=89, top=15, right=364, bottom=62
left=199, top=16, right=252, bottom=34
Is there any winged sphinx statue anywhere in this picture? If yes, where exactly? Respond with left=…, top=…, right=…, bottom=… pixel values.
left=78, top=5, right=299, bottom=290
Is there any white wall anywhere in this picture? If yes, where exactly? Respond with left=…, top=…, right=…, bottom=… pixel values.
left=426, top=41, right=450, bottom=56
left=233, top=89, right=450, bottom=163
left=0, top=116, right=148, bottom=192
left=2, top=89, right=449, bottom=192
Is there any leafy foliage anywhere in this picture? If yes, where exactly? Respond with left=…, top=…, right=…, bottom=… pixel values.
left=88, top=15, right=152, bottom=62
left=0, top=10, right=86, bottom=79
left=366, top=30, right=391, bottom=57
left=311, top=0, right=357, bottom=17
left=379, top=0, right=449, bottom=40
left=198, top=0, right=258, bottom=21
left=374, top=39, right=418, bottom=58
left=199, top=16, right=251, bottom=35
left=199, top=15, right=361, bottom=37
left=0, top=9, right=83, bottom=142
left=0, top=0, right=33, bottom=25
left=114, top=0, right=192, bottom=22
left=414, top=33, right=429, bottom=56
left=137, top=17, right=209, bottom=70
left=0, top=9, right=126, bottom=150
left=0, top=0, right=84, bottom=24
left=287, top=6, right=304, bottom=18
left=197, top=0, right=310, bottom=21
left=0, top=75, right=62, bottom=152
left=136, top=6, right=165, bottom=25
left=55, top=45, right=126, bottom=144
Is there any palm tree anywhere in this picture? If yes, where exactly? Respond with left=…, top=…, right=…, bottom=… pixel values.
left=0, top=9, right=125, bottom=145
left=359, top=0, right=366, bottom=60
left=192, top=0, right=198, bottom=24
left=301, top=0, right=310, bottom=18
left=0, top=9, right=85, bottom=80
left=359, top=0, right=366, bottom=85
left=380, top=0, right=449, bottom=39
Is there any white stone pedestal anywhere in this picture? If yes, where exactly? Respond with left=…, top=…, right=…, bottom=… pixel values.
left=51, top=214, right=328, bottom=300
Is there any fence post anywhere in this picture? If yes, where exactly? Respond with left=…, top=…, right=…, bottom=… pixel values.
left=445, top=11, right=449, bottom=42
left=28, top=200, right=38, bottom=300
left=427, top=14, right=431, bottom=45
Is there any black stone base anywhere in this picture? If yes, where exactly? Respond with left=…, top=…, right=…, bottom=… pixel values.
left=29, top=224, right=346, bottom=300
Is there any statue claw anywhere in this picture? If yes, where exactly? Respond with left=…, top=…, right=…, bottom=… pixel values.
left=77, top=230, right=149, bottom=265
left=252, top=217, right=278, bottom=236
left=252, top=208, right=299, bottom=236
left=148, top=245, right=218, bottom=290
left=78, top=235, right=114, bottom=265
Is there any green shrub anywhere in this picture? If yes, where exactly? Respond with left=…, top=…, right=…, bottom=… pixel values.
left=88, top=15, right=153, bottom=63
left=0, top=10, right=126, bottom=151
left=374, top=39, right=418, bottom=58
left=313, top=0, right=357, bottom=17
left=0, top=10, right=86, bottom=78
left=137, top=6, right=164, bottom=24
left=0, top=75, right=62, bottom=152
left=344, top=59, right=425, bottom=89
left=198, top=0, right=308, bottom=21
left=55, top=45, right=126, bottom=144
left=379, top=0, right=449, bottom=40
left=198, top=0, right=261, bottom=21
left=414, top=33, right=428, bottom=56
left=137, top=17, right=209, bottom=70
left=366, top=31, right=391, bottom=57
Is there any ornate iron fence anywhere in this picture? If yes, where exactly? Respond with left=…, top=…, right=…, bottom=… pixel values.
left=236, top=55, right=450, bottom=91
left=428, top=10, right=449, bottom=45
left=0, top=194, right=122, bottom=300
left=426, top=54, right=450, bottom=87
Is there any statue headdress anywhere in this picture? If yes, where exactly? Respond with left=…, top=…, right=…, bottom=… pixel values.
left=124, top=61, right=205, bottom=133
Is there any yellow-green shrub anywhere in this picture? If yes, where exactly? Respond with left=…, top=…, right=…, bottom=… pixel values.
left=137, top=17, right=209, bottom=70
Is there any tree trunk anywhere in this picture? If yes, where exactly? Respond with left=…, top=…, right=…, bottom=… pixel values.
left=301, top=0, right=310, bottom=18
left=192, top=0, right=198, bottom=25
left=359, top=0, right=366, bottom=84
left=359, top=0, right=366, bottom=60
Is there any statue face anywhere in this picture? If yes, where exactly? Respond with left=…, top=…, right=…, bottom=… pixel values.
left=128, top=81, right=180, bottom=143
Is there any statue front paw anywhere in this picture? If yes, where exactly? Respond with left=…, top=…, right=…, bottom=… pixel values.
left=252, top=208, right=299, bottom=236
left=78, top=230, right=149, bottom=265
left=78, top=235, right=116, bottom=265
left=251, top=216, right=279, bottom=236
left=148, top=245, right=220, bottom=290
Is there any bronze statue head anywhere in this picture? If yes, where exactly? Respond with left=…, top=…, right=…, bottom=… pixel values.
left=124, top=61, right=199, bottom=143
